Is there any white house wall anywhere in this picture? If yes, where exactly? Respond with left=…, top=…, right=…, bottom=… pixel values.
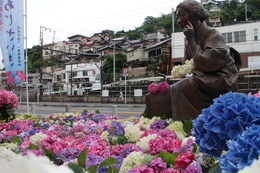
left=172, top=21, right=260, bottom=59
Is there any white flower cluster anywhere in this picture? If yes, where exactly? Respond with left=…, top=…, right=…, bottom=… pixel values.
left=166, top=121, right=187, bottom=140
left=0, top=152, right=74, bottom=173
left=171, top=59, right=195, bottom=78
left=238, top=156, right=260, bottom=173
left=124, top=125, right=144, bottom=142
left=0, top=147, right=17, bottom=161
left=119, top=151, right=144, bottom=173
left=29, top=132, right=48, bottom=143
left=136, top=134, right=157, bottom=152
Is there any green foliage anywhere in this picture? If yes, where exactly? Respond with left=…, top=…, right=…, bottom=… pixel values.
left=117, top=134, right=128, bottom=145
left=68, top=163, right=84, bottom=173
left=147, top=64, right=155, bottom=70
left=210, top=0, right=260, bottom=25
left=183, top=119, right=193, bottom=135
left=11, top=135, right=23, bottom=144
left=78, top=148, right=88, bottom=169
left=103, top=51, right=127, bottom=81
left=159, top=151, right=179, bottom=167
left=0, top=103, right=16, bottom=122
left=27, top=45, right=41, bottom=73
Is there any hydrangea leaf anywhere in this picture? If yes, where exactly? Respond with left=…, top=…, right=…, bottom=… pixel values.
left=107, top=166, right=119, bottom=173
left=183, top=119, right=192, bottom=135
left=86, top=165, right=98, bottom=173
left=99, top=157, right=119, bottom=169
left=143, top=155, right=156, bottom=163
left=117, top=134, right=128, bottom=145
left=78, top=148, right=88, bottom=169
left=11, top=135, right=22, bottom=144
left=159, top=151, right=179, bottom=167
left=28, top=143, right=39, bottom=150
left=68, top=162, right=84, bottom=173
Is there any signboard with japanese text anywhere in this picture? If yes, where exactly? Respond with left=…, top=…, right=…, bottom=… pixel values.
left=0, top=0, right=25, bottom=84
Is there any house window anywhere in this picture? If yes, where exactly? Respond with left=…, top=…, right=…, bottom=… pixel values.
left=57, top=75, right=62, bottom=81
left=222, top=32, right=232, bottom=43
left=129, top=51, right=135, bottom=57
left=83, top=71, right=88, bottom=76
left=72, top=71, right=77, bottom=77
left=254, top=29, right=258, bottom=41
left=234, top=31, right=246, bottom=42
left=148, top=48, right=162, bottom=58
left=227, top=32, right=232, bottom=43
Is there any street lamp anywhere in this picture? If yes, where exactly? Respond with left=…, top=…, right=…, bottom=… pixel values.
left=39, top=26, right=51, bottom=101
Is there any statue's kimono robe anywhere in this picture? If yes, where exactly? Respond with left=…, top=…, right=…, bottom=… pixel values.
left=170, top=21, right=241, bottom=120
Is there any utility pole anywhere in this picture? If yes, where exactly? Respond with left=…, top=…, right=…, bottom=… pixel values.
left=39, top=26, right=51, bottom=101
left=245, top=4, right=248, bottom=21
left=113, top=43, right=116, bottom=83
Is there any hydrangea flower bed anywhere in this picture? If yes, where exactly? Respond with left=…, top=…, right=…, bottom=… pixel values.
left=0, top=111, right=215, bottom=173
left=1, top=91, right=260, bottom=173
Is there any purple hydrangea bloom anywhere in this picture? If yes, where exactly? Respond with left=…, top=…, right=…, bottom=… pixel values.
left=150, top=119, right=169, bottom=130
left=119, top=145, right=144, bottom=158
left=56, top=147, right=81, bottom=162
left=86, top=154, right=104, bottom=167
left=182, top=160, right=202, bottom=173
left=105, top=121, right=124, bottom=137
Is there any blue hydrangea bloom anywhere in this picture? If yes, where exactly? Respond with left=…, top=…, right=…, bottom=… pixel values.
left=219, top=124, right=260, bottom=173
left=192, top=91, right=260, bottom=157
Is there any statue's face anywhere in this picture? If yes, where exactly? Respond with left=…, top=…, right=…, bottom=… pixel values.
left=176, top=7, right=192, bottom=30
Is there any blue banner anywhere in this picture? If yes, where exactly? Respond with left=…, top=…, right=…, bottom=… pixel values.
left=0, top=0, right=25, bottom=84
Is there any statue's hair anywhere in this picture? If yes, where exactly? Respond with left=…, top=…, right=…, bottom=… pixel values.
left=176, top=0, right=209, bottom=22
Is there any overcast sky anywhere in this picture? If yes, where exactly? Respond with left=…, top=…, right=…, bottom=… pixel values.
left=26, top=0, right=189, bottom=48
left=1, top=0, right=197, bottom=69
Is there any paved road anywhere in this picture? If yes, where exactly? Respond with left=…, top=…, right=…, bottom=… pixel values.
left=17, top=102, right=146, bottom=119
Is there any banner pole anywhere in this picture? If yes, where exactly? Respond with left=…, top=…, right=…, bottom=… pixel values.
left=24, top=0, right=29, bottom=112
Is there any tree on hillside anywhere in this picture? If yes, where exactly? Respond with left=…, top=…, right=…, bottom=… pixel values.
left=209, top=0, right=260, bottom=25
left=27, top=45, right=41, bottom=73
left=245, top=0, right=260, bottom=20
left=102, top=51, right=127, bottom=81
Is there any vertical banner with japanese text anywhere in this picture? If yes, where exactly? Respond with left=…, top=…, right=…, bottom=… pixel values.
left=0, top=0, right=25, bottom=84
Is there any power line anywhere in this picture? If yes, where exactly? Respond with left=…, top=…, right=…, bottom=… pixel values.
left=27, top=1, right=173, bottom=41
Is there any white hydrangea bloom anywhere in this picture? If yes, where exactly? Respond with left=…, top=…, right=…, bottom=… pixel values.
left=100, top=131, right=109, bottom=139
left=171, top=59, right=195, bottom=78
left=29, top=132, right=48, bottom=143
left=238, top=156, right=260, bottom=173
left=0, top=152, right=74, bottom=173
left=119, top=151, right=144, bottom=173
left=124, top=125, right=143, bottom=142
left=136, top=134, right=157, bottom=152
left=2, top=143, right=18, bottom=150
left=166, top=121, right=184, bottom=132
left=0, top=147, right=17, bottom=161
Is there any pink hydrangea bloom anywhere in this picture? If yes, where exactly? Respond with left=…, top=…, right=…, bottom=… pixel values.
left=0, top=90, right=19, bottom=108
left=157, top=129, right=177, bottom=140
left=149, top=137, right=177, bottom=155
left=127, top=164, right=154, bottom=173
left=148, top=83, right=158, bottom=94
left=140, top=129, right=159, bottom=138
left=175, top=153, right=196, bottom=169
left=162, top=168, right=181, bottom=173
left=158, top=81, right=170, bottom=93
